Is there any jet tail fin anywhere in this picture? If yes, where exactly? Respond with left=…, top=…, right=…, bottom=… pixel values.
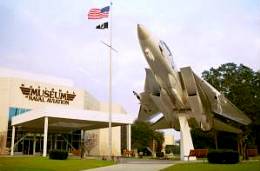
left=193, top=73, right=251, bottom=125
left=213, top=119, right=242, bottom=134
left=151, top=116, right=171, bottom=129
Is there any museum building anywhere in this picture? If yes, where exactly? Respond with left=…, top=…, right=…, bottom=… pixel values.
left=0, top=67, right=133, bottom=157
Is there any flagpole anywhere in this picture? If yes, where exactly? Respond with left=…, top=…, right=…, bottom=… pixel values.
left=108, top=1, right=113, bottom=159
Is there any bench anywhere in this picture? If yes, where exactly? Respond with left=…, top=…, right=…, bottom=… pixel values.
left=123, top=149, right=135, bottom=157
left=247, top=149, right=258, bottom=157
left=185, top=149, right=208, bottom=160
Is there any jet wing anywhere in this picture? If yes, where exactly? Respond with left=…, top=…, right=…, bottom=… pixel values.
left=193, top=73, right=251, bottom=125
left=137, top=68, right=161, bottom=121
left=137, top=93, right=160, bottom=121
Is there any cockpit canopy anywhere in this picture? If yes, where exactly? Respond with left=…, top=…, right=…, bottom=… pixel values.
left=159, top=40, right=175, bottom=69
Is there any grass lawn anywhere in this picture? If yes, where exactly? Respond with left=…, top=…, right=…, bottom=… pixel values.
left=0, top=157, right=113, bottom=171
left=162, top=161, right=260, bottom=171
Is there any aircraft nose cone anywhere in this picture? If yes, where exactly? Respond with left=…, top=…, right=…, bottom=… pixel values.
left=137, top=24, right=149, bottom=40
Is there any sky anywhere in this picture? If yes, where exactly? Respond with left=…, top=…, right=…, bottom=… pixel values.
left=1, top=0, right=260, bottom=137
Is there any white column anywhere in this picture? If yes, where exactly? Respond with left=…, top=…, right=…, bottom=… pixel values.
left=43, top=117, right=48, bottom=157
left=50, top=134, right=53, bottom=150
left=179, top=115, right=195, bottom=161
left=33, top=134, right=36, bottom=155
left=39, top=135, right=42, bottom=152
left=10, top=126, right=15, bottom=156
left=81, top=130, right=85, bottom=142
left=54, top=134, right=57, bottom=150
left=152, top=139, right=156, bottom=157
left=126, top=124, right=131, bottom=151
left=81, top=129, right=85, bottom=158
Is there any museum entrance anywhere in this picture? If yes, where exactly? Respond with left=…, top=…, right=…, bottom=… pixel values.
left=7, top=129, right=82, bottom=155
left=9, top=107, right=133, bottom=157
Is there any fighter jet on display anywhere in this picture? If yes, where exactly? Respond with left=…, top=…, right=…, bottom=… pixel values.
left=134, top=24, right=251, bottom=134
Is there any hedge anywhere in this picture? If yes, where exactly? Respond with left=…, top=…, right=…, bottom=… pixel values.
left=156, top=152, right=164, bottom=158
left=49, top=150, right=68, bottom=160
left=207, top=150, right=239, bottom=164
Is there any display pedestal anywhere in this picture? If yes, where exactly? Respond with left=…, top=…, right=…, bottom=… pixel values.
left=179, top=115, right=196, bottom=161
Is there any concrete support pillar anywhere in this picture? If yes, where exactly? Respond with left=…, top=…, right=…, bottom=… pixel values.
left=43, top=117, right=48, bottom=157
left=179, top=115, right=195, bottom=161
left=10, top=126, right=15, bottom=156
left=33, top=134, right=36, bottom=155
left=126, top=124, right=131, bottom=151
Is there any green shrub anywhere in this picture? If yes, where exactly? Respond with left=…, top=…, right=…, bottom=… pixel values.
left=49, top=150, right=68, bottom=160
left=165, top=145, right=180, bottom=154
left=156, top=152, right=164, bottom=158
left=207, top=150, right=239, bottom=164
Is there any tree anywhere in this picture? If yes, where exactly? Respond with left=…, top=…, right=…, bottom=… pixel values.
left=165, top=145, right=180, bottom=154
left=83, top=133, right=97, bottom=156
left=153, top=131, right=164, bottom=152
left=201, top=63, right=260, bottom=152
left=131, top=121, right=164, bottom=153
left=0, top=132, right=7, bottom=154
left=131, top=121, right=154, bottom=151
left=202, top=63, right=260, bottom=121
left=191, top=128, right=215, bottom=149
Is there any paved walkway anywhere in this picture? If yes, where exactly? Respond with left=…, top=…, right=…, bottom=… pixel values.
left=83, top=163, right=173, bottom=171
left=83, top=159, right=175, bottom=171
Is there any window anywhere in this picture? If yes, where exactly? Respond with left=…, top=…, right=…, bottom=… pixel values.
left=8, top=107, right=31, bottom=121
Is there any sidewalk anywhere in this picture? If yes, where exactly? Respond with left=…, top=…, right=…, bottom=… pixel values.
left=82, top=163, right=173, bottom=171
left=82, top=158, right=175, bottom=171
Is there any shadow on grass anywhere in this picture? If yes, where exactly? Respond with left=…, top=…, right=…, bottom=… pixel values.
left=0, top=157, right=113, bottom=171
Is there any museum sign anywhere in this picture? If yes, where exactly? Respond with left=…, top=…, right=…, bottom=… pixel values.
left=19, top=84, right=76, bottom=105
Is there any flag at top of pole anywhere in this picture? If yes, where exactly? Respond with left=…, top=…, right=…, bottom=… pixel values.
left=88, top=6, right=110, bottom=19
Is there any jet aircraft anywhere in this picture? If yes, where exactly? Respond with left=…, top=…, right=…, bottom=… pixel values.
left=134, top=24, right=251, bottom=134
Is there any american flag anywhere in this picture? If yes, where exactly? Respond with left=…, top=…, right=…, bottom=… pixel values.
left=88, top=6, right=110, bottom=19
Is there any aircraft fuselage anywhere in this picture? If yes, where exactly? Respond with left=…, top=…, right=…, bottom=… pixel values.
left=137, top=24, right=187, bottom=110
